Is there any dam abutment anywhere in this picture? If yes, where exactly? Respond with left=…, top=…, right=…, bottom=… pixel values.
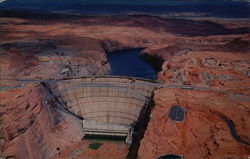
left=45, top=76, right=158, bottom=142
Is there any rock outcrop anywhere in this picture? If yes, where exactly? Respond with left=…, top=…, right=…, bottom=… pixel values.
left=138, top=36, right=250, bottom=159
left=100, top=39, right=130, bottom=53
left=0, top=84, right=83, bottom=159
left=138, top=88, right=250, bottom=159
left=0, top=12, right=249, bottom=159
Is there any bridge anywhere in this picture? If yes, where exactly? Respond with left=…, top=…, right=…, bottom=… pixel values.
left=0, top=76, right=226, bottom=139
left=2, top=76, right=249, bottom=146
left=44, top=76, right=230, bottom=140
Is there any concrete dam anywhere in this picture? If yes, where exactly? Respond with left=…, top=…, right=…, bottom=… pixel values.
left=2, top=75, right=246, bottom=148
left=48, top=76, right=158, bottom=140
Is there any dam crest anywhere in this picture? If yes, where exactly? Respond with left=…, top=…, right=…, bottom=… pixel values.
left=47, top=76, right=158, bottom=142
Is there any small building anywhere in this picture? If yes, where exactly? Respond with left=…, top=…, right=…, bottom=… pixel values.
left=38, top=56, right=49, bottom=62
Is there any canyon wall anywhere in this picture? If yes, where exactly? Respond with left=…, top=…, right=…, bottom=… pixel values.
left=0, top=83, right=83, bottom=159
left=0, top=13, right=249, bottom=159
left=138, top=40, right=250, bottom=159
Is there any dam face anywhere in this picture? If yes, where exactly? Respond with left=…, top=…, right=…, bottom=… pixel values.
left=49, top=76, right=157, bottom=139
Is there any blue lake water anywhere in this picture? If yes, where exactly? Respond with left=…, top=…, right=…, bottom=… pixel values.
left=0, top=0, right=249, bottom=19
left=108, top=48, right=156, bottom=80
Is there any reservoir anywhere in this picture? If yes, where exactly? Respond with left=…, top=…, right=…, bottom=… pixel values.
left=108, top=48, right=156, bottom=80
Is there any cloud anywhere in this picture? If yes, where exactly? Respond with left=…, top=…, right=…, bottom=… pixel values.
left=0, top=0, right=6, bottom=3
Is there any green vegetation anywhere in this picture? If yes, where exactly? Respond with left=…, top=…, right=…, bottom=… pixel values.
left=88, top=142, right=103, bottom=150
left=83, top=134, right=126, bottom=143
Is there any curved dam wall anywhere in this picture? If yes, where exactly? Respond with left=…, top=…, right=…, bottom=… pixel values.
left=48, top=76, right=157, bottom=136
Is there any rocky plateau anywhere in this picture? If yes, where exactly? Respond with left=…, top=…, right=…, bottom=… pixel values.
left=0, top=11, right=249, bottom=159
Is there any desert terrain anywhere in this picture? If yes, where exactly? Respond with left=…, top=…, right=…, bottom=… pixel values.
left=0, top=10, right=250, bottom=159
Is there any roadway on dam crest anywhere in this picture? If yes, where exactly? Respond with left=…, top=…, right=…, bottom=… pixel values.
left=1, top=76, right=250, bottom=146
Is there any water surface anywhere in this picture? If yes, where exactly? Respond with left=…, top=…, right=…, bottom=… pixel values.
left=108, top=48, right=156, bottom=80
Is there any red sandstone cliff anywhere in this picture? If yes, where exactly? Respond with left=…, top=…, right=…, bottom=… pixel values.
left=0, top=13, right=249, bottom=159
left=138, top=39, right=250, bottom=159
left=0, top=83, right=83, bottom=159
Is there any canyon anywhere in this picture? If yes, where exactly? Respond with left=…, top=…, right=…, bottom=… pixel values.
left=0, top=11, right=250, bottom=159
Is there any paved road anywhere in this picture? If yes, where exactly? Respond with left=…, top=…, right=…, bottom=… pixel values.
left=1, top=76, right=250, bottom=146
